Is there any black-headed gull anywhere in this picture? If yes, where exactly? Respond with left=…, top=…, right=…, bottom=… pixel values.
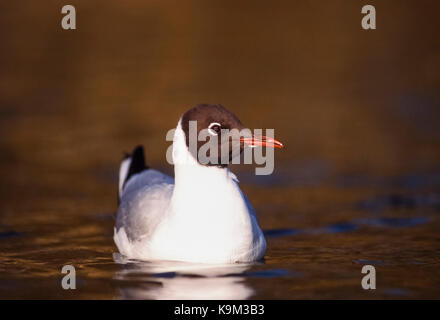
left=114, top=104, right=283, bottom=263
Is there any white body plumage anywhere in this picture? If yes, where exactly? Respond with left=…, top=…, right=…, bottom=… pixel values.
left=114, top=121, right=266, bottom=263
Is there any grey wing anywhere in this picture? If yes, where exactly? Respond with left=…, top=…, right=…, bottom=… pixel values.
left=116, top=169, right=174, bottom=242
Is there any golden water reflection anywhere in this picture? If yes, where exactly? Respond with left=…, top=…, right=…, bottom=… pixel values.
left=114, top=257, right=253, bottom=300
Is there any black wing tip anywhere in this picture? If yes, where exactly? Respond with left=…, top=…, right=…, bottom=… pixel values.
left=132, top=145, right=146, bottom=162
left=122, top=145, right=149, bottom=190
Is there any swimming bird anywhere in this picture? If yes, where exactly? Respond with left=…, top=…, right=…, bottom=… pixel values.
left=114, top=104, right=283, bottom=263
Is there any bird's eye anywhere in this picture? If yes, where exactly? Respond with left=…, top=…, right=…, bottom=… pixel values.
left=208, top=122, right=222, bottom=135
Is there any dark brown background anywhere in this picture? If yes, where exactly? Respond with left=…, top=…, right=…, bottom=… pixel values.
left=0, top=1, right=439, bottom=299
left=1, top=1, right=439, bottom=178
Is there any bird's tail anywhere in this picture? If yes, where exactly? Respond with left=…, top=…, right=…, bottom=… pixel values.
left=118, top=145, right=148, bottom=201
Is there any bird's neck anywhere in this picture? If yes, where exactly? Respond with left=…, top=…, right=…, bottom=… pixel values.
left=171, top=161, right=243, bottom=222
left=169, top=122, right=244, bottom=219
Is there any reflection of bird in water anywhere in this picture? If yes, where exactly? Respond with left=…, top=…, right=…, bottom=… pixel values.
left=114, top=256, right=254, bottom=300
left=114, top=104, right=283, bottom=263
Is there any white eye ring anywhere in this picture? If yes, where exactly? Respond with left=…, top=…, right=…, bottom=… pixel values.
left=208, top=122, right=222, bottom=135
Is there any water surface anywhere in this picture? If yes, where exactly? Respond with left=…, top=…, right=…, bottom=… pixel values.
left=1, top=166, right=439, bottom=299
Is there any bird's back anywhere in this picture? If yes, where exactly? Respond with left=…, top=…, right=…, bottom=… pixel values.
left=114, top=147, right=174, bottom=257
